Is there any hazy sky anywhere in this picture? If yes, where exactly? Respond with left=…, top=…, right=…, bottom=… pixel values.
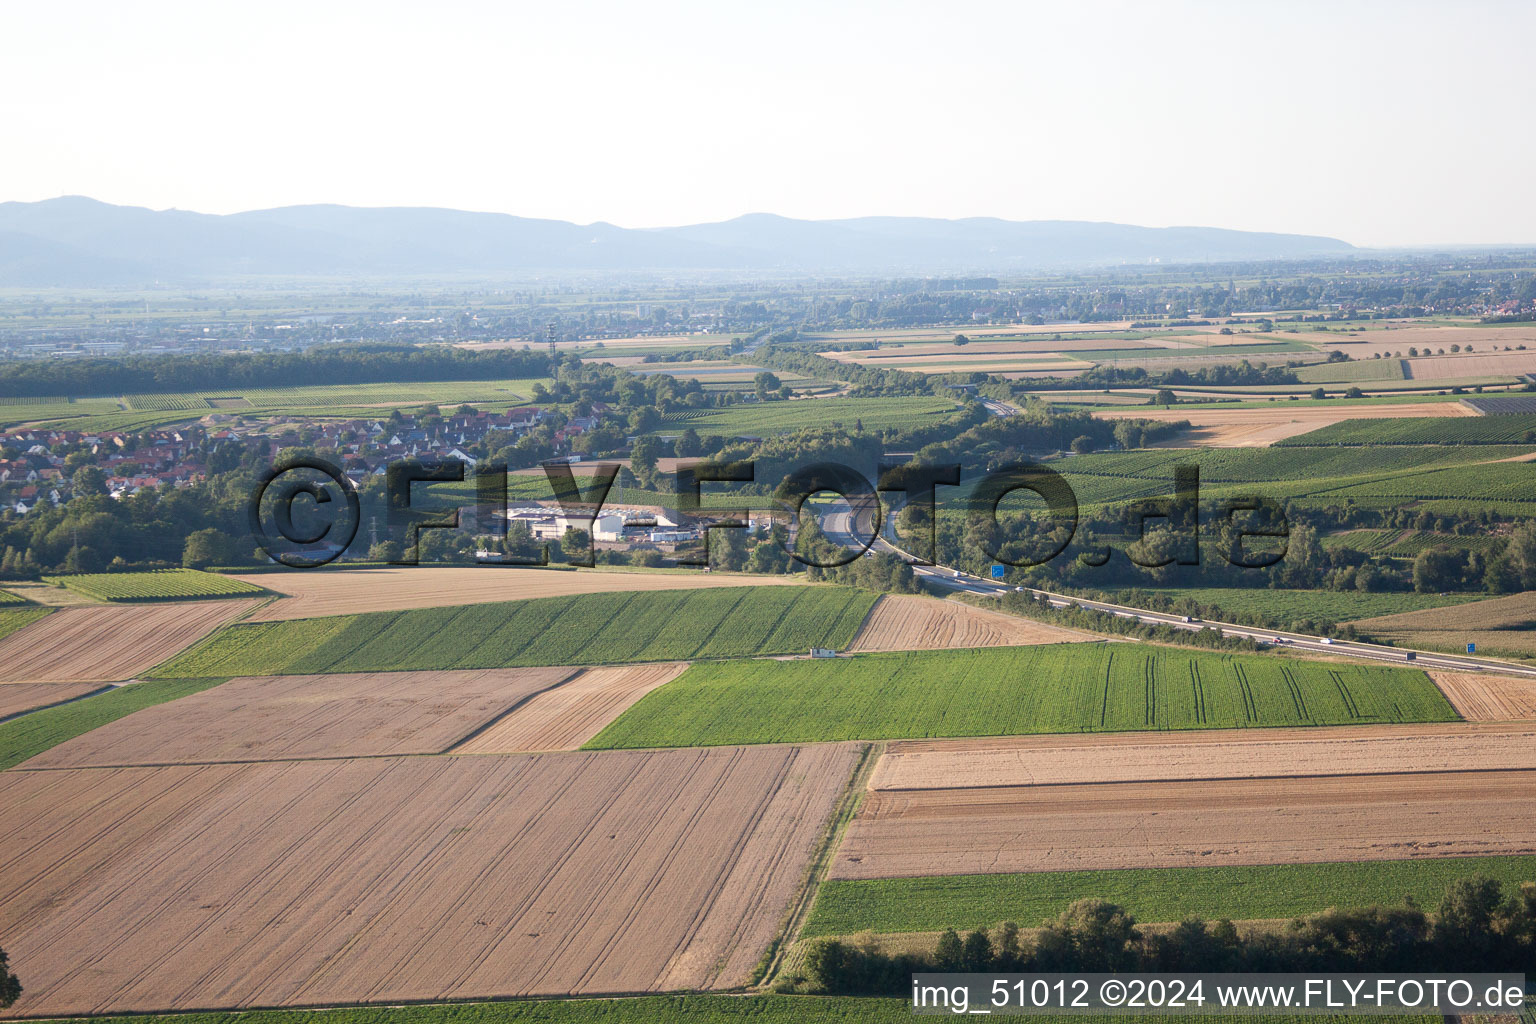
left=4, top=0, right=1532, bottom=247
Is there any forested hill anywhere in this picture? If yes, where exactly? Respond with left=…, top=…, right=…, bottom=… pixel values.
left=0, top=197, right=1354, bottom=284
left=0, top=344, right=554, bottom=398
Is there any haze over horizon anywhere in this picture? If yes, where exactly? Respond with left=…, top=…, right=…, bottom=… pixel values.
left=4, top=0, right=1534, bottom=249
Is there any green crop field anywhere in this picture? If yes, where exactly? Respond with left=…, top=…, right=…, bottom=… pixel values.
left=1292, top=359, right=1408, bottom=383
left=1277, top=414, right=1536, bottom=446
left=0, top=587, right=28, bottom=604
left=657, top=397, right=960, bottom=435
left=13, top=998, right=1420, bottom=1024
left=585, top=644, right=1455, bottom=749
left=803, top=856, right=1536, bottom=937
left=43, top=568, right=267, bottom=602
left=1045, top=445, right=1536, bottom=514
left=0, top=677, right=224, bottom=771
left=1386, top=531, right=1505, bottom=556
left=0, top=378, right=550, bottom=431
left=1320, top=529, right=1399, bottom=553
left=148, top=586, right=878, bottom=677
left=0, top=605, right=51, bottom=641
left=126, top=392, right=212, bottom=411
left=1122, top=587, right=1481, bottom=624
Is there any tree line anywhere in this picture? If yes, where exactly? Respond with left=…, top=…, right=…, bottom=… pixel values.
left=797, top=876, right=1536, bottom=995
left=0, top=344, right=553, bottom=398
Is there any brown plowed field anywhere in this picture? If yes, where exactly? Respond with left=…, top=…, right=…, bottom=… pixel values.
left=1407, top=352, right=1536, bottom=380
left=1430, top=672, right=1536, bottom=721
left=0, top=601, right=256, bottom=683
left=847, top=595, right=1092, bottom=653
left=0, top=743, right=859, bottom=1017
left=866, top=722, right=1536, bottom=791
left=21, top=668, right=581, bottom=768
left=830, top=769, right=1536, bottom=880
left=0, top=682, right=109, bottom=721
left=452, top=663, right=688, bottom=754
left=1093, top=401, right=1474, bottom=446
left=237, top=567, right=801, bottom=621
left=1351, top=592, right=1536, bottom=657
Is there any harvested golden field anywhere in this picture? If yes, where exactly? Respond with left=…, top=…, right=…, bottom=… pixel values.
left=21, top=668, right=582, bottom=768
left=1407, top=352, right=1536, bottom=380
left=806, top=323, right=1144, bottom=344
left=452, top=663, right=689, bottom=753
left=0, top=743, right=860, bottom=1017
left=866, top=722, right=1536, bottom=791
left=1430, top=672, right=1536, bottom=720
left=0, top=682, right=109, bottom=721
left=872, top=358, right=1089, bottom=374
left=237, top=567, right=802, bottom=621
left=0, top=601, right=256, bottom=683
left=1093, top=401, right=1475, bottom=446
left=847, top=595, right=1092, bottom=653
left=829, top=769, right=1536, bottom=880
left=825, top=339, right=1142, bottom=359
left=1328, top=324, right=1536, bottom=358
left=1351, top=591, right=1536, bottom=657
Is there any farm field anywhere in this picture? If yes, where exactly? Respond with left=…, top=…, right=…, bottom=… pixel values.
left=44, top=568, right=266, bottom=602
left=1046, top=444, right=1536, bottom=515
left=585, top=644, right=1455, bottom=749
left=1406, top=351, right=1536, bottom=380
left=0, top=743, right=860, bottom=1017
left=0, top=378, right=550, bottom=431
left=1292, top=358, right=1408, bottom=384
left=0, top=601, right=256, bottom=683
left=0, top=682, right=108, bottom=722
left=1430, top=672, right=1536, bottom=720
left=0, top=606, right=51, bottom=641
left=149, top=587, right=879, bottom=677
left=845, top=594, right=1090, bottom=652
left=1091, top=400, right=1476, bottom=446
left=1350, top=591, right=1536, bottom=658
left=864, top=722, right=1536, bottom=791
left=238, top=566, right=806, bottom=621
left=1277, top=413, right=1536, bottom=446
left=828, top=769, right=1536, bottom=879
left=0, top=678, right=226, bottom=771
left=804, top=855, right=1536, bottom=937
left=19, top=668, right=583, bottom=768
left=16, top=999, right=1437, bottom=1024
left=656, top=397, right=959, bottom=435
left=1118, top=587, right=1480, bottom=624
left=453, top=664, right=688, bottom=754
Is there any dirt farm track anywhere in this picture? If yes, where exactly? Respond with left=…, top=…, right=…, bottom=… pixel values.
left=0, top=743, right=860, bottom=1017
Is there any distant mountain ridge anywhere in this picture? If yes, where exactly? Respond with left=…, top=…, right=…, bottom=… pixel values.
left=0, top=196, right=1355, bottom=285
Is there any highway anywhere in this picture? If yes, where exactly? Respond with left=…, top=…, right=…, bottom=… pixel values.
left=819, top=502, right=1536, bottom=679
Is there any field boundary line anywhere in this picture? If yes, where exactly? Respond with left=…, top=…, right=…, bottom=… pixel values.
left=437, top=666, right=586, bottom=753
left=867, top=764, right=1536, bottom=794
left=844, top=593, right=886, bottom=650
left=757, top=740, right=879, bottom=988
left=0, top=683, right=116, bottom=725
